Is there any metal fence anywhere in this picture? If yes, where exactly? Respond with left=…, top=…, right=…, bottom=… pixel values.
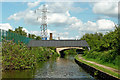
left=0, top=29, right=33, bottom=45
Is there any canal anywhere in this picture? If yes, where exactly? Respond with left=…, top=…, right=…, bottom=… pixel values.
left=2, top=55, right=95, bottom=79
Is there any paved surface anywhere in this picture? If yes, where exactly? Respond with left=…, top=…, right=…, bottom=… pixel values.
left=78, top=55, right=120, bottom=74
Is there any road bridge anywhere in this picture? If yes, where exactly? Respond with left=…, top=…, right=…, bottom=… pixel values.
left=28, top=40, right=90, bottom=54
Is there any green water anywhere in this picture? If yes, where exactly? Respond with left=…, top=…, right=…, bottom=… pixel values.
left=2, top=55, right=95, bottom=79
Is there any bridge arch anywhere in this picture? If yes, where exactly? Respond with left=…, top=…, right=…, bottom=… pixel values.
left=56, top=47, right=84, bottom=54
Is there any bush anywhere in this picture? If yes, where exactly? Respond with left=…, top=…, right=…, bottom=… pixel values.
left=2, top=40, right=59, bottom=70
left=2, top=40, right=36, bottom=70
left=81, top=25, right=120, bottom=68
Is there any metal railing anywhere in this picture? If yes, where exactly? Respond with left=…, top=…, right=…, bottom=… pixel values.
left=0, top=29, right=33, bottom=45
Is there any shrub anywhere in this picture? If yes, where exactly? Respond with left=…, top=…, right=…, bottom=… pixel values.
left=2, top=40, right=59, bottom=70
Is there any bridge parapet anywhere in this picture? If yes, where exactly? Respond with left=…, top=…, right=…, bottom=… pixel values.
left=28, top=40, right=89, bottom=47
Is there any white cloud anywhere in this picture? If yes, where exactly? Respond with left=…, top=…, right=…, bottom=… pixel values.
left=0, top=23, right=12, bottom=31
left=7, top=2, right=116, bottom=39
left=47, top=29, right=70, bottom=40
left=66, top=19, right=115, bottom=33
left=97, top=19, right=115, bottom=30
left=46, top=2, right=73, bottom=13
left=0, top=23, right=29, bottom=35
left=27, top=1, right=40, bottom=8
left=67, top=20, right=83, bottom=30
left=30, top=29, right=57, bottom=37
left=8, top=2, right=87, bottom=27
left=93, top=2, right=118, bottom=17
left=30, top=29, right=71, bottom=40
left=8, top=13, right=23, bottom=21
left=48, top=13, right=68, bottom=24
left=8, top=10, right=40, bottom=25
left=81, top=21, right=97, bottom=32
left=30, top=31, right=41, bottom=36
left=47, top=29, right=56, bottom=34
left=22, top=27, right=29, bottom=33
left=60, top=36, right=75, bottom=40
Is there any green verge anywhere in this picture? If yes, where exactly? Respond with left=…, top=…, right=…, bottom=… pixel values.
left=82, top=56, right=118, bottom=70
left=75, top=55, right=120, bottom=79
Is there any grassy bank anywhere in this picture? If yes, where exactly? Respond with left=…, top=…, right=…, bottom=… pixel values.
left=82, top=50, right=119, bottom=70
left=2, top=40, right=59, bottom=70
left=82, top=55, right=119, bottom=70
left=75, top=55, right=120, bottom=79
left=79, top=26, right=120, bottom=78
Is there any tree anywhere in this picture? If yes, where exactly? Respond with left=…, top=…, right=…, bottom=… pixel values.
left=28, top=34, right=36, bottom=39
left=8, top=29, right=14, bottom=32
left=36, top=36, right=42, bottom=40
left=14, top=26, right=27, bottom=37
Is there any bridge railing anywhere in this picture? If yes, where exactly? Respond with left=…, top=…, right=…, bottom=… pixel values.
left=0, top=29, right=33, bottom=45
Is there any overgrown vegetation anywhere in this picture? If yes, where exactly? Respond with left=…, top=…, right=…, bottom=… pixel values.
left=2, top=40, right=58, bottom=70
left=2, top=26, right=59, bottom=70
left=63, top=49, right=77, bottom=55
left=80, top=25, right=120, bottom=69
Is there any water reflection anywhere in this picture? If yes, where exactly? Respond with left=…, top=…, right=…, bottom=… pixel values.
left=2, top=55, right=95, bottom=79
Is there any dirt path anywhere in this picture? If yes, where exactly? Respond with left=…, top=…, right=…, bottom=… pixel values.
left=78, top=55, right=120, bottom=74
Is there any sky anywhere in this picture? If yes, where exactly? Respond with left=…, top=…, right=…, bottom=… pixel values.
left=0, top=0, right=119, bottom=40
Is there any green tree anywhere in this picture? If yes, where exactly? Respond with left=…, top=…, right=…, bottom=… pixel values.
left=36, top=36, right=42, bottom=40
left=14, top=26, right=27, bottom=37
left=8, top=29, right=14, bottom=32
left=28, top=34, right=36, bottom=39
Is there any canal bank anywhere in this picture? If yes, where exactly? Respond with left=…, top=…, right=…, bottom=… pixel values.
left=2, top=55, right=95, bottom=80
left=75, top=54, right=120, bottom=80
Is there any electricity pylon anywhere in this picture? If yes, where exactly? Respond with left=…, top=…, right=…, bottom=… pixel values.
left=35, top=4, right=48, bottom=40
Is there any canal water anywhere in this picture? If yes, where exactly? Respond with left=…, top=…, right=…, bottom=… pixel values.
left=2, top=55, right=95, bottom=79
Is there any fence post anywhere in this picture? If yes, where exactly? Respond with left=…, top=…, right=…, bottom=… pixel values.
left=13, top=32, right=15, bottom=43
left=16, top=33, right=18, bottom=44
left=14, top=33, right=17, bottom=43
left=8, top=31, right=11, bottom=40
left=6, top=31, right=7, bottom=40
left=2, top=30, right=4, bottom=41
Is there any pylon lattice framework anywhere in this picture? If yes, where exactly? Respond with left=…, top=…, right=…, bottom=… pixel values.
left=39, top=4, right=48, bottom=40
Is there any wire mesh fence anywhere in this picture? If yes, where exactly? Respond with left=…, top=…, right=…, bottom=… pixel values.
left=0, top=29, right=33, bottom=45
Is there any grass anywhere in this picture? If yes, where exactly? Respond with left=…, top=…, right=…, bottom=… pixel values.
left=82, top=56, right=118, bottom=70
left=75, top=55, right=120, bottom=79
